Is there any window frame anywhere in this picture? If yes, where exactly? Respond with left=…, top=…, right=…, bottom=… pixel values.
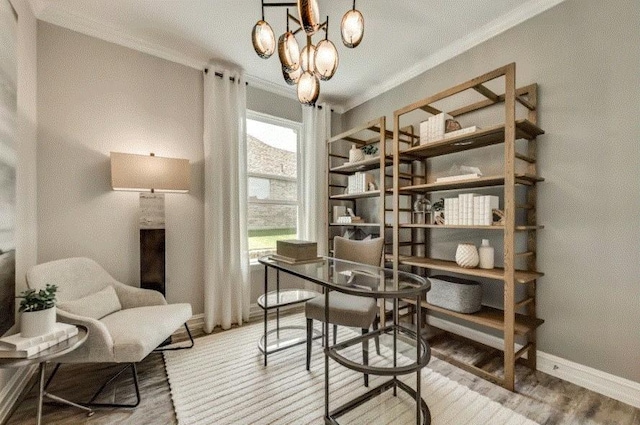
left=246, top=110, right=303, bottom=264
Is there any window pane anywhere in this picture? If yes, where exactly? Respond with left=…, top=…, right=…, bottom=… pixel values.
left=248, top=204, right=297, bottom=261
left=246, top=116, right=299, bottom=262
left=248, top=176, right=296, bottom=202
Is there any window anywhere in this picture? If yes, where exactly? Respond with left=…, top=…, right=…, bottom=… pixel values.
left=246, top=111, right=301, bottom=262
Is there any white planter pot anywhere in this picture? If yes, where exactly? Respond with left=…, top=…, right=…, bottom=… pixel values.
left=21, top=308, right=56, bottom=338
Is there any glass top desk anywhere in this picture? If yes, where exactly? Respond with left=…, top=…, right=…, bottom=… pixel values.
left=259, top=255, right=432, bottom=425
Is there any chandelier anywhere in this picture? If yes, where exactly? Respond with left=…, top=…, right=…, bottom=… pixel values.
left=252, top=0, right=365, bottom=106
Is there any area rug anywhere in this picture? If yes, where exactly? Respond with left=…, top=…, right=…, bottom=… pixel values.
left=164, top=315, right=538, bottom=425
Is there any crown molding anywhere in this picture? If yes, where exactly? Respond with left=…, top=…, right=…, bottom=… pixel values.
left=341, top=0, right=567, bottom=112
left=30, top=0, right=566, bottom=112
left=30, top=1, right=300, bottom=102
left=245, top=74, right=297, bottom=101
left=31, top=3, right=209, bottom=70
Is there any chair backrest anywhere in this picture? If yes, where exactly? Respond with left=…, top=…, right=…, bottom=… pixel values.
left=333, top=236, right=384, bottom=267
left=26, top=257, right=119, bottom=303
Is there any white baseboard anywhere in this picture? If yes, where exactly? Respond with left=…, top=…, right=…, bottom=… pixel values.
left=426, top=316, right=640, bottom=409
left=536, top=352, right=640, bottom=409
left=0, top=365, right=37, bottom=424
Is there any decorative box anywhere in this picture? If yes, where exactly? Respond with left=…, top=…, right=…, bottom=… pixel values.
left=276, top=240, right=317, bottom=261
left=427, top=275, right=482, bottom=313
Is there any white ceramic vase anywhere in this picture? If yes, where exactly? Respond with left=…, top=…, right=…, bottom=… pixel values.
left=478, top=239, right=495, bottom=269
left=455, top=243, right=479, bottom=268
left=349, top=144, right=364, bottom=163
left=20, top=307, right=56, bottom=338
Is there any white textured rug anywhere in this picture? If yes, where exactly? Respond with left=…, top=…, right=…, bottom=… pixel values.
left=164, top=315, right=538, bottom=425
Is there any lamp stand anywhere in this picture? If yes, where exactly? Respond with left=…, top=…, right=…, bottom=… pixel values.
left=139, top=193, right=165, bottom=296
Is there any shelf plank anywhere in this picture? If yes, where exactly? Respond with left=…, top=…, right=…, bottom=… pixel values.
left=330, top=190, right=381, bottom=200
left=404, top=299, right=544, bottom=335
left=398, top=224, right=544, bottom=231
left=330, top=156, right=391, bottom=174
left=397, top=256, right=543, bottom=283
left=398, top=174, right=543, bottom=193
left=329, top=222, right=383, bottom=227
left=400, top=120, right=544, bottom=159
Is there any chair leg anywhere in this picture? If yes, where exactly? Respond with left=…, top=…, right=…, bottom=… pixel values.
left=372, top=318, right=381, bottom=355
left=87, top=363, right=141, bottom=408
left=153, top=324, right=195, bottom=352
left=333, top=324, right=337, bottom=345
left=362, top=328, right=369, bottom=387
left=306, top=318, right=313, bottom=371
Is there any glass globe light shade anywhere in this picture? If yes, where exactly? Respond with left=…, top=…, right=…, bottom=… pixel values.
left=282, top=65, right=302, bottom=86
left=314, top=39, right=339, bottom=81
left=297, top=71, right=320, bottom=106
left=300, top=43, right=316, bottom=72
left=278, top=31, right=300, bottom=72
left=252, top=20, right=276, bottom=58
left=297, top=0, right=321, bottom=35
left=341, top=9, right=364, bottom=48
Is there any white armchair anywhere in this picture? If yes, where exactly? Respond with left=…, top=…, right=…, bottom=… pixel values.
left=26, top=257, right=193, bottom=408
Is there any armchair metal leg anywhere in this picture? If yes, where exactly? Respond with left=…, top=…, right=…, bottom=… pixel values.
left=153, top=324, right=195, bottom=352
left=87, top=363, right=140, bottom=408
left=306, top=318, right=313, bottom=371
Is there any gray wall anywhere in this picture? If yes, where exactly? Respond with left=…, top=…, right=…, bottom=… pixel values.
left=343, top=0, right=640, bottom=383
left=37, top=22, right=206, bottom=313
left=35, top=22, right=307, bottom=316
left=247, top=85, right=302, bottom=123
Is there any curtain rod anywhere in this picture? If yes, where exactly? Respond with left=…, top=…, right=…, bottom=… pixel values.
left=204, top=68, right=332, bottom=111
left=204, top=68, right=248, bottom=85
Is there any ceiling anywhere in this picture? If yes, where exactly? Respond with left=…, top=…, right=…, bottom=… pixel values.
left=28, top=0, right=563, bottom=111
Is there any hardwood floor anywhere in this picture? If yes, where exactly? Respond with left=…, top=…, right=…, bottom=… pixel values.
left=5, top=320, right=639, bottom=425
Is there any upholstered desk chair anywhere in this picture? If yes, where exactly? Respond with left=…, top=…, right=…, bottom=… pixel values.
left=305, top=236, right=384, bottom=386
left=26, top=257, right=194, bottom=408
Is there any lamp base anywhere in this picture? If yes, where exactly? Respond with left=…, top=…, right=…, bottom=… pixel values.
left=140, top=228, right=165, bottom=296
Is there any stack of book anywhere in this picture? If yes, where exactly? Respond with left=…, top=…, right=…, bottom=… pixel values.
left=347, top=172, right=374, bottom=194
left=0, top=323, right=78, bottom=358
left=444, top=194, right=499, bottom=226
left=443, top=125, right=478, bottom=139
left=420, top=113, right=479, bottom=145
left=420, top=113, right=452, bottom=144
left=271, top=240, right=321, bottom=264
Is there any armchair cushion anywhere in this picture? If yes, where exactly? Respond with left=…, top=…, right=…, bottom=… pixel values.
left=100, top=303, right=192, bottom=362
left=58, top=285, right=122, bottom=320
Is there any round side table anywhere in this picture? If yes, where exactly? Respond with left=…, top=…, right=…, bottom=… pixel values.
left=0, top=326, right=90, bottom=425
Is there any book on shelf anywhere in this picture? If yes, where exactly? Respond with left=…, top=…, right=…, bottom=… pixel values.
left=443, top=126, right=478, bottom=139
left=0, top=323, right=78, bottom=358
left=435, top=173, right=481, bottom=183
left=269, top=254, right=324, bottom=265
left=443, top=194, right=498, bottom=225
left=347, top=172, right=375, bottom=194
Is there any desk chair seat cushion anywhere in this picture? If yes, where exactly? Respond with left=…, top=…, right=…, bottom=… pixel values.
left=305, top=292, right=377, bottom=329
left=100, top=303, right=192, bottom=363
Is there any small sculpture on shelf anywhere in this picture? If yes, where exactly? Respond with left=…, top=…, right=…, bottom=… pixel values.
left=412, top=197, right=431, bottom=224
left=432, top=198, right=445, bottom=225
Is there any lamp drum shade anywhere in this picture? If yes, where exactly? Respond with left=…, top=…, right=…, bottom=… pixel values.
left=111, top=152, right=190, bottom=193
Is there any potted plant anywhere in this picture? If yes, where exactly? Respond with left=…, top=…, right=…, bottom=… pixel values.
left=17, top=284, right=58, bottom=338
left=361, top=144, right=378, bottom=160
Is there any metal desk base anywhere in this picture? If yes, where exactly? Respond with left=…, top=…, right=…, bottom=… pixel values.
left=325, top=378, right=430, bottom=425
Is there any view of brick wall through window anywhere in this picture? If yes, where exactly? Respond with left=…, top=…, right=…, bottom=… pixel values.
left=247, top=128, right=298, bottom=261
